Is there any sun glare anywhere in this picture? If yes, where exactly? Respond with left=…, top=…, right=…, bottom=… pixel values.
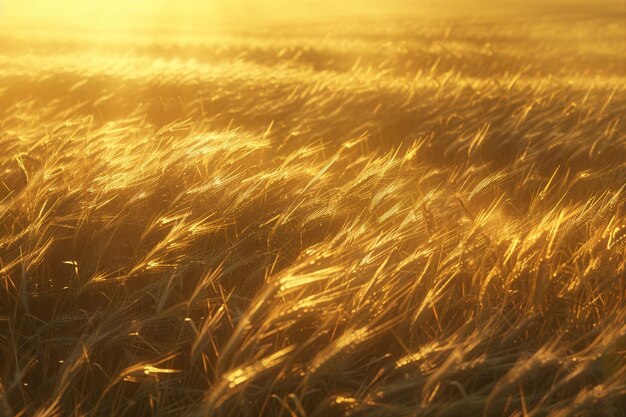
left=3, top=0, right=225, bottom=33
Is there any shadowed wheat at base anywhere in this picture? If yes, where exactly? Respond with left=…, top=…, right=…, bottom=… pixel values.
left=0, top=7, right=625, bottom=417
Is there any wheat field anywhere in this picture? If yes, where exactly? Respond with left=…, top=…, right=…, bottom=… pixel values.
left=0, top=2, right=625, bottom=416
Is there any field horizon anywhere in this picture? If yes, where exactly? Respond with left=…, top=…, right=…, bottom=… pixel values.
left=1, top=2, right=625, bottom=416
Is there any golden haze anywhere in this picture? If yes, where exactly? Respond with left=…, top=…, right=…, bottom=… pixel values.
left=0, top=0, right=624, bottom=416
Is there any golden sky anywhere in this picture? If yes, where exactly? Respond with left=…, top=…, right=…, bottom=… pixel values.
left=1, top=0, right=622, bottom=33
